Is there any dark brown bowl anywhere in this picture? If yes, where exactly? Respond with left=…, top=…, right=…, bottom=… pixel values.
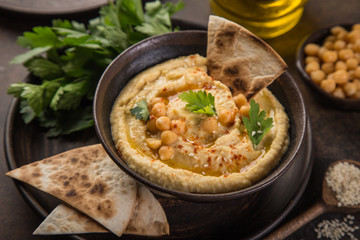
left=296, top=24, right=360, bottom=110
left=94, top=30, right=308, bottom=202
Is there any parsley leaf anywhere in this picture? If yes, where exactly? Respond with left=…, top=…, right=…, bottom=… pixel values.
left=130, top=100, right=150, bottom=121
left=7, top=0, right=183, bottom=137
left=178, top=90, right=216, bottom=115
left=242, top=99, right=274, bottom=148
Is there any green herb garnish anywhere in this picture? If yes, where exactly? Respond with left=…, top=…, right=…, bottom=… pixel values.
left=7, top=0, right=184, bottom=137
left=242, top=99, right=274, bottom=148
left=178, top=90, right=216, bottom=116
left=130, top=100, right=150, bottom=121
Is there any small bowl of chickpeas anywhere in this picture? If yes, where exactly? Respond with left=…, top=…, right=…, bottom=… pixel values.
left=297, top=23, right=360, bottom=109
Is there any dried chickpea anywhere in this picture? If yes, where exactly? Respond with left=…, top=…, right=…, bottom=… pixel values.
left=156, top=116, right=171, bottom=130
left=343, top=82, right=357, bottom=96
left=218, top=110, right=236, bottom=126
left=321, top=50, right=338, bottom=63
left=355, top=53, right=360, bottom=61
left=346, top=30, right=360, bottom=43
left=147, top=117, right=158, bottom=133
left=145, top=138, right=162, bottom=150
left=305, top=61, right=320, bottom=73
left=161, top=130, right=178, bottom=145
left=305, top=56, right=320, bottom=64
left=318, top=47, right=327, bottom=59
left=333, top=69, right=349, bottom=84
left=239, top=104, right=250, bottom=117
left=331, top=26, right=347, bottom=36
left=325, top=35, right=337, bottom=42
left=333, top=40, right=346, bottom=50
left=354, top=40, right=360, bottom=52
left=320, top=79, right=336, bottom=93
left=333, top=87, right=346, bottom=98
left=233, top=93, right=247, bottom=108
left=151, top=102, right=166, bottom=117
left=323, top=41, right=333, bottom=50
left=158, top=146, right=174, bottom=160
left=170, top=119, right=186, bottom=135
left=337, top=31, right=347, bottom=40
left=355, top=66, right=360, bottom=78
left=353, top=79, right=360, bottom=90
left=304, top=43, right=320, bottom=56
left=201, top=117, right=218, bottom=133
left=335, top=61, right=347, bottom=71
left=349, top=70, right=356, bottom=80
left=310, top=70, right=326, bottom=84
left=338, top=48, right=354, bottom=61
left=346, top=58, right=359, bottom=70
left=321, top=63, right=334, bottom=74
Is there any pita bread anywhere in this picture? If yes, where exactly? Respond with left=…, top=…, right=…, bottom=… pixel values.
left=6, top=144, right=137, bottom=237
left=207, top=15, right=287, bottom=99
left=33, top=185, right=169, bottom=236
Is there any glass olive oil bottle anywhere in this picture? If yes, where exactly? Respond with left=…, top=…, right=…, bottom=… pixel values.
left=210, top=0, right=308, bottom=39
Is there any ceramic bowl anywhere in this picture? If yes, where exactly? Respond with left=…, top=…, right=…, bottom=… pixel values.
left=296, top=24, right=360, bottom=110
left=94, top=30, right=308, bottom=202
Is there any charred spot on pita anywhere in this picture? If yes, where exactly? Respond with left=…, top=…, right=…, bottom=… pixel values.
left=233, top=78, right=248, bottom=92
left=223, top=65, right=239, bottom=76
left=66, top=189, right=77, bottom=197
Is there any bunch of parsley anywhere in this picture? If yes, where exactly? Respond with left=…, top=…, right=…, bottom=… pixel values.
left=7, top=0, right=184, bottom=137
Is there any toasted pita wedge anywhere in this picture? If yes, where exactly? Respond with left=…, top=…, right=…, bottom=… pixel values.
left=6, top=144, right=137, bottom=237
left=33, top=185, right=169, bottom=236
left=207, top=15, right=287, bottom=99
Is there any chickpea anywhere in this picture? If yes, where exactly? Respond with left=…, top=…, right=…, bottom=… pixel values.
left=148, top=97, right=165, bottom=109
left=218, top=110, right=236, bottom=126
left=158, top=146, right=174, bottom=160
left=346, top=30, right=360, bottom=43
left=333, top=69, right=349, bottom=84
left=239, top=104, right=250, bottom=117
left=353, top=79, right=360, bottom=90
left=201, top=117, right=218, bottom=133
left=338, top=48, right=354, bottom=61
left=305, top=61, right=320, bottom=74
left=151, top=102, right=166, bottom=117
left=323, top=41, right=333, bottom=50
left=318, top=47, right=327, bottom=59
left=233, top=93, right=247, bottom=108
left=320, top=79, right=336, bottom=93
left=343, top=82, right=357, bottom=96
left=335, top=61, right=347, bottom=71
left=145, top=138, right=162, bottom=150
left=304, top=43, right=320, bottom=56
left=325, top=35, right=336, bottom=42
left=147, top=117, right=158, bottom=133
left=353, top=24, right=360, bottom=31
left=355, top=66, right=360, bottom=78
left=331, top=26, right=347, bottom=36
left=333, top=40, right=346, bottom=50
left=321, top=62, right=334, bottom=74
left=346, top=58, right=359, bottom=70
left=349, top=70, right=356, bottom=80
left=156, top=116, right=171, bottom=130
left=310, top=70, right=326, bottom=84
left=161, top=130, right=178, bottom=145
left=321, top=50, right=338, bottom=63
left=354, top=40, right=360, bottom=52
left=333, top=87, right=346, bottom=98
left=305, top=56, right=320, bottom=64
left=170, top=119, right=186, bottom=135
left=337, top=31, right=347, bottom=40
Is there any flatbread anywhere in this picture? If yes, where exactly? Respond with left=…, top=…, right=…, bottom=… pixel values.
left=207, top=15, right=287, bottom=99
left=6, top=144, right=137, bottom=237
left=33, top=185, right=169, bottom=236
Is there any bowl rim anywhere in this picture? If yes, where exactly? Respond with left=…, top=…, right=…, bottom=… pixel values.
left=94, top=30, right=307, bottom=202
left=296, top=23, right=360, bottom=110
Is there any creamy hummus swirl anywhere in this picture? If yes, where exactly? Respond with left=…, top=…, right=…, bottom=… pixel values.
left=111, top=54, right=289, bottom=193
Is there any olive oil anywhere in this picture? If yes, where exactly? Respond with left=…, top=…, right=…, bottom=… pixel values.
left=210, top=0, right=308, bottom=39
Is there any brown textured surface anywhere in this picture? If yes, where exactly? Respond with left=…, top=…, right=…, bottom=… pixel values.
left=0, top=0, right=360, bottom=240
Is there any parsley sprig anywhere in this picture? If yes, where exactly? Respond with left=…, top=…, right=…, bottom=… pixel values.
left=7, top=0, right=184, bottom=137
left=130, top=100, right=150, bottom=121
left=242, top=99, right=274, bottom=148
left=178, top=90, right=216, bottom=116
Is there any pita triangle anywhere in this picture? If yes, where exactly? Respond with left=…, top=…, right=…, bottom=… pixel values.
left=6, top=144, right=137, bottom=237
left=33, top=185, right=169, bottom=236
left=207, top=15, right=287, bottom=99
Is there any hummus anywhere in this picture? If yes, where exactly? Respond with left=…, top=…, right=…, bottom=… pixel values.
left=110, top=54, right=289, bottom=193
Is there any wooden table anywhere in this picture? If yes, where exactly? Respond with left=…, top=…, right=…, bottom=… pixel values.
left=0, top=0, right=359, bottom=239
